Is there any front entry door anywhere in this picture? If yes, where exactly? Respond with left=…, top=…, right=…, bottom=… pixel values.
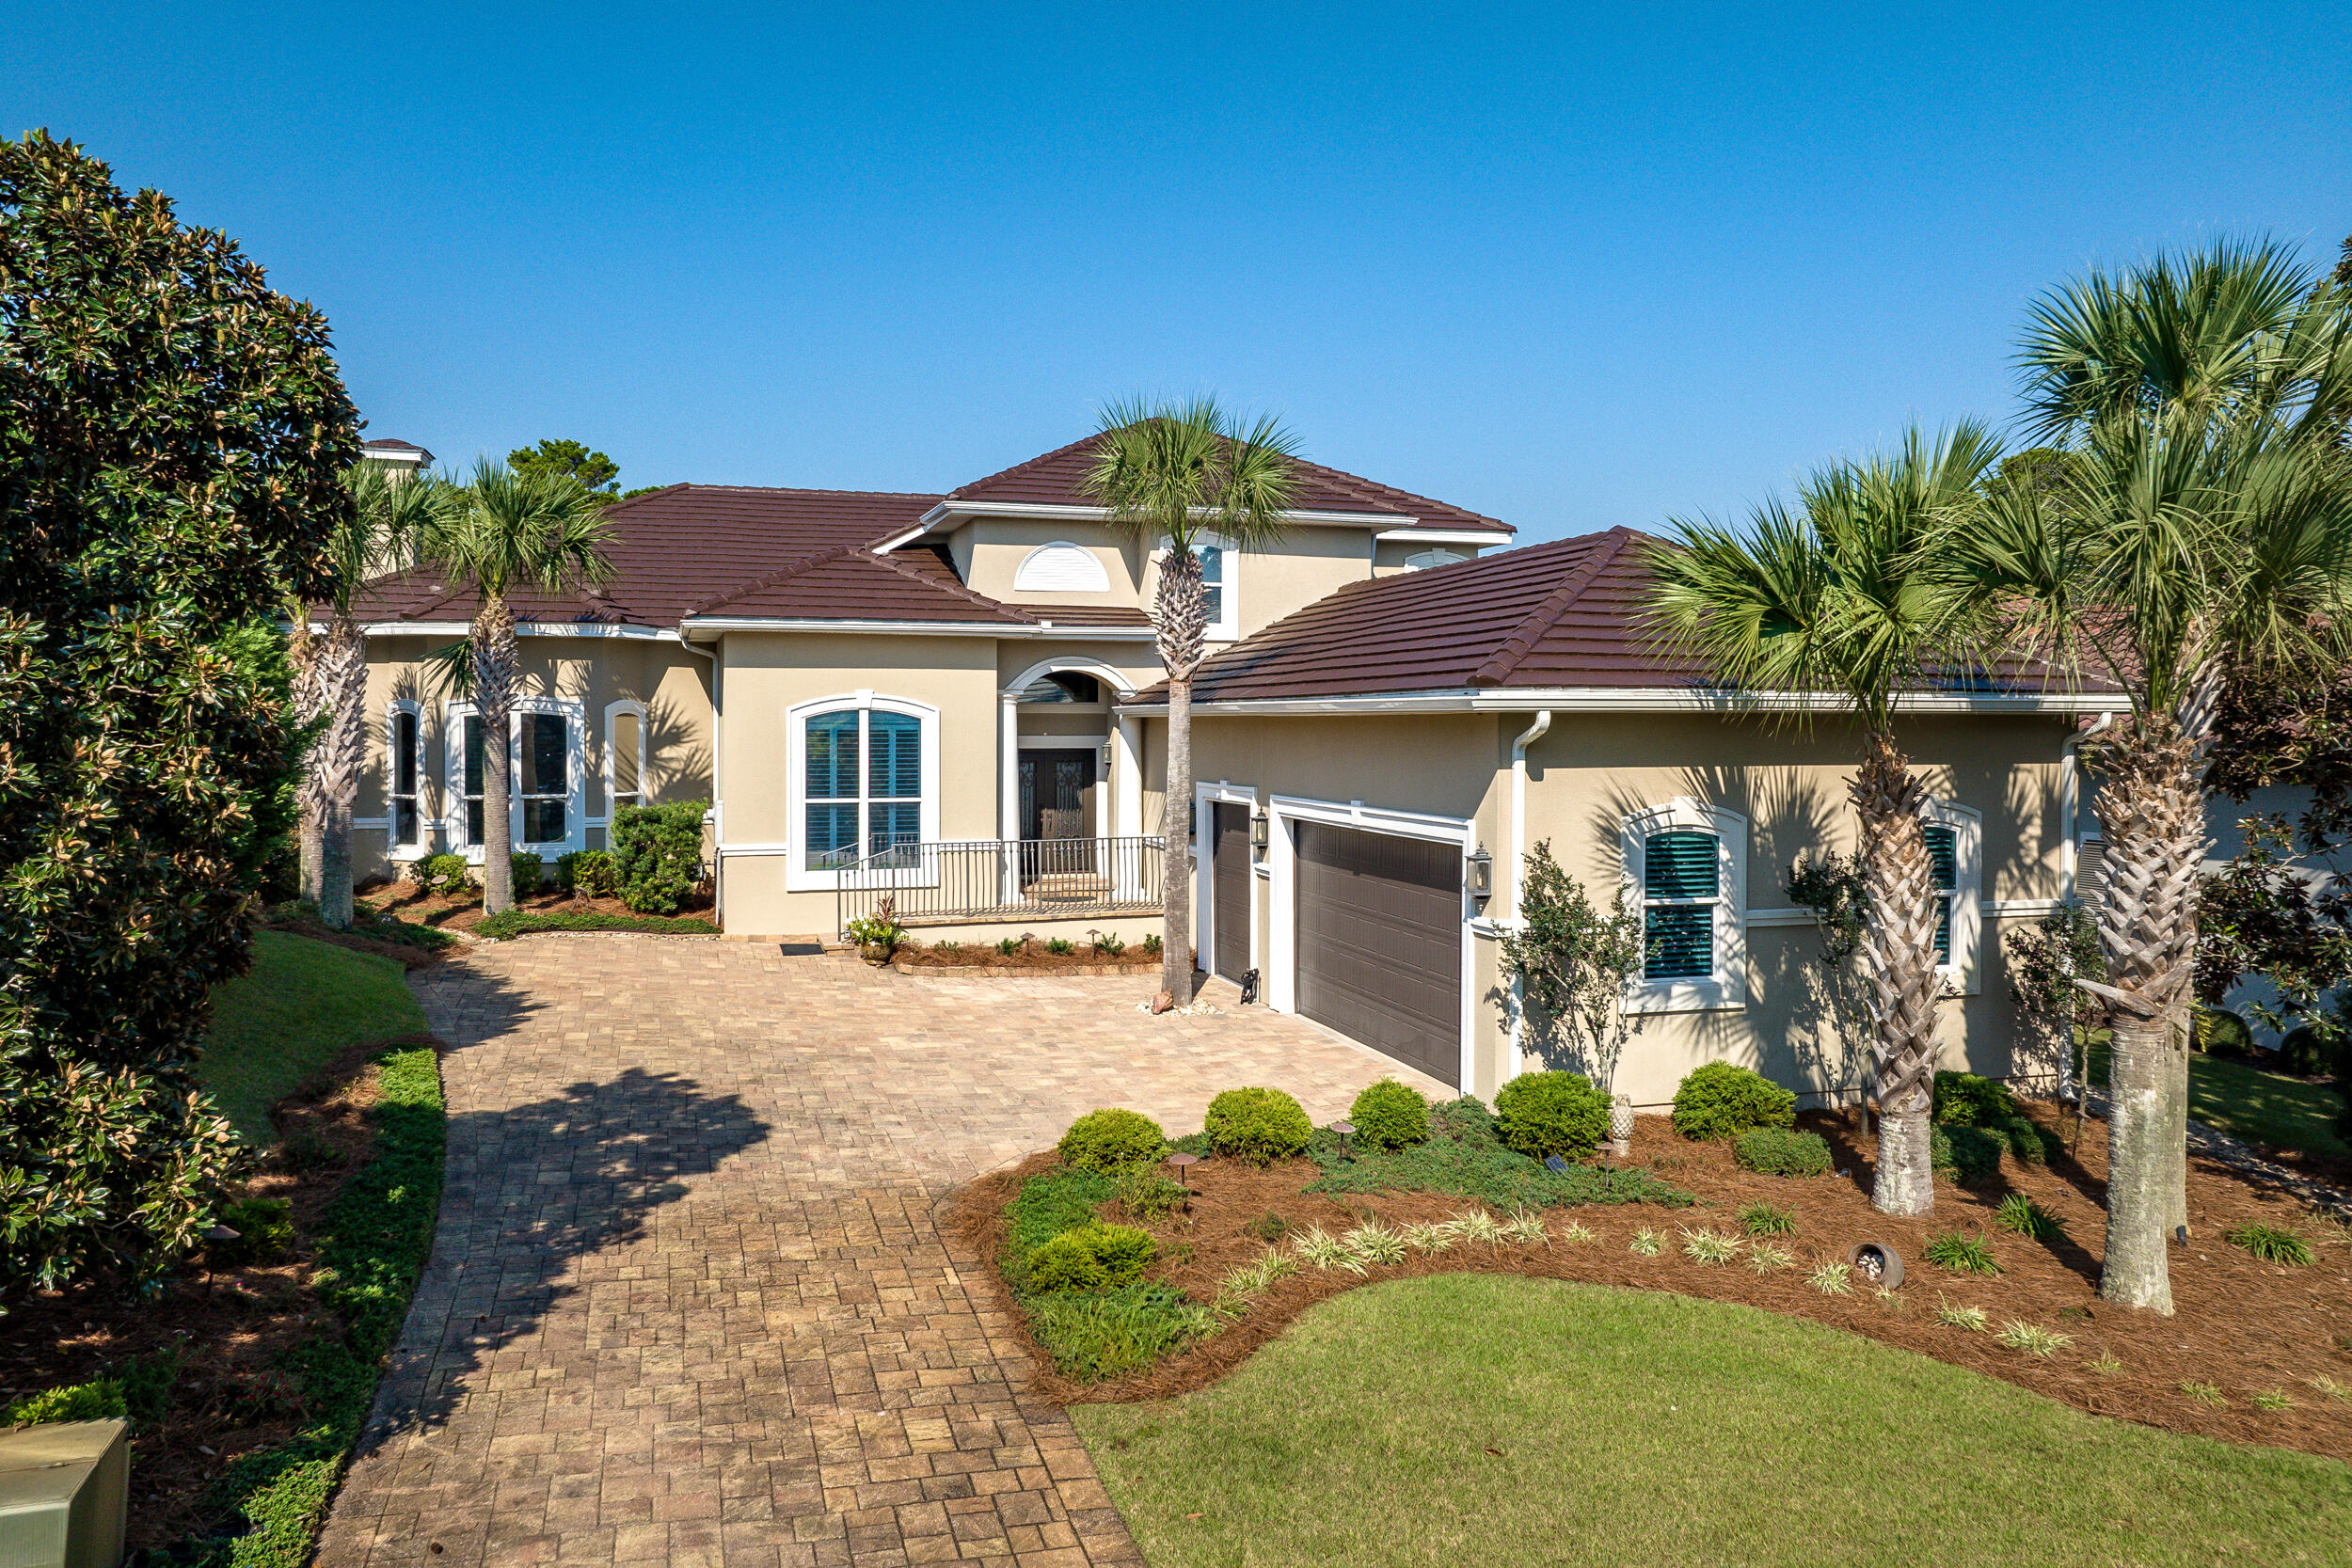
left=1019, top=749, right=1096, bottom=877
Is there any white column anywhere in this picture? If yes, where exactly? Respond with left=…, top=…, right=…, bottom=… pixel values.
left=999, top=692, right=1020, bottom=905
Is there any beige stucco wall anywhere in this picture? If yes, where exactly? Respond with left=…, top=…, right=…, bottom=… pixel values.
left=956, top=519, right=1149, bottom=610
left=353, top=631, right=714, bottom=880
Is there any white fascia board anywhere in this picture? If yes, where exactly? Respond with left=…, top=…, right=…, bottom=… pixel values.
left=1115, top=687, right=2121, bottom=718
left=1372, top=529, right=1511, bottom=545
left=678, top=616, right=1156, bottom=640
left=358, top=621, right=676, bottom=641
left=920, top=499, right=1417, bottom=531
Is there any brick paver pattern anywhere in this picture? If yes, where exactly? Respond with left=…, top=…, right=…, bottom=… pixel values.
left=318, top=937, right=1448, bottom=1567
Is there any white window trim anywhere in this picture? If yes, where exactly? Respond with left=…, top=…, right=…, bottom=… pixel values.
left=784, top=690, right=942, bottom=893
left=1622, top=798, right=1748, bottom=1014
left=1012, top=540, right=1112, bottom=594
left=1264, top=793, right=1478, bottom=1093
left=1926, top=799, right=1983, bottom=995
left=385, top=698, right=425, bottom=859
left=604, top=698, right=648, bottom=824
left=1157, top=532, right=1239, bottom=642
left=442, top=696, right=588, bottom=863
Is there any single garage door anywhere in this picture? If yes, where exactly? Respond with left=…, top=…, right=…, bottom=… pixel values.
left=1295, top=821, right=1462, bottom=1084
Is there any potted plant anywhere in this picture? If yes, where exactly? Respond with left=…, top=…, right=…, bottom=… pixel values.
left=846, top=898, right=906, bottom=965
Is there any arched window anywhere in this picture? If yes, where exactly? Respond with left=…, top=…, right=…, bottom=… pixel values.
left=1622, top=799, right=1747, bottom=1012
left=787, top=694, right=938, bottom=886
left=1403, top=547, right=1465, bottom=571
left=1013, top=541, right=1110, bottom=594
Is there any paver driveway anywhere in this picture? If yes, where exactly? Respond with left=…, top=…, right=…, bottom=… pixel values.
left=318, top=936, right=1449, bottom=1568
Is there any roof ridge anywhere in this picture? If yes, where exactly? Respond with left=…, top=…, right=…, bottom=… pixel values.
left=861, top=546, right=1038, bottom=622
left=946, top=430, right=1106, bottom=500
left=1470, top=529, right=1638, bottom=688
left=655, top=483, right=947, bottom=501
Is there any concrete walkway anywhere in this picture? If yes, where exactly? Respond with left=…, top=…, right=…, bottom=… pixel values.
left=317, top=936, right=1446, bottom=1567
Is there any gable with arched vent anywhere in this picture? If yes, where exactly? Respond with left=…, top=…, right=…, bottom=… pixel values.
left=1012, top=541, right=1111, bottom=594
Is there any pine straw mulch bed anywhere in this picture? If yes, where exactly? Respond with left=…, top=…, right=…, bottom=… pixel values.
left=0, top=1036, right=427, bottom=1557
left=890, top=939, right=1165, bottom=976
left=358, top=880, right=715, bottom=934
left=950, top=1102, right=2352, bottom=1463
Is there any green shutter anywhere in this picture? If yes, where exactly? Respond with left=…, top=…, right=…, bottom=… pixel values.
left=1926, top=825, right=1956, bottom=961
left=1645, top=831, right=1719, bottom=900
left=1645, top=905, right=1713, bottom=979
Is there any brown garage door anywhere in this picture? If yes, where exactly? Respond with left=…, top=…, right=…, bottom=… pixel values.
left=1213, top=802, right=1252, bottom=983
left=1295, top=822, right=1461, bottom=1084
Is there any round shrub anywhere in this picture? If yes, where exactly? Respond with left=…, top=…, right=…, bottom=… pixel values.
left=1202, top=1087, right=1313, bottom=1166
left=1734, top=1127, right=1831, bottom=1178
left=510, top=851, right=545, bottom=899
left=1931, top=1124, right=2002, bottom=1184
left=1493, top=1070, right=1610, bottom=1162
left=2195, top=1007, right=2254, bottom=1059
left=1057, top=1108, right=1167, bottom=1172
left=2275, top=1024, right=2347, bottom=1078
left=1671, top=1061, right=1796, bottom=1141
left=412, top=851, right=470, bottom=896
left=1024, top=1223, right=1157, bottom=1293
left=1348, top=1079, right=1430, bottom=1151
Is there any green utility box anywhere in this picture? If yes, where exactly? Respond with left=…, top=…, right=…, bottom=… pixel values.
left=0, top=1419, right=128, bottom=1568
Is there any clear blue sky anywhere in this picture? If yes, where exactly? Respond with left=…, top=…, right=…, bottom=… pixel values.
left=10, top=3, right=2348, bottom=543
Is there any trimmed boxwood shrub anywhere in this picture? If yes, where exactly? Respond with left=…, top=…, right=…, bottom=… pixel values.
left=1203, top=1087, right=1314, bottom=1166
left=2276, top=1024, right=2347, bottom=1078
left=612, top=800, right=708, bottom=913
left=1348, top=1079, right=1430, bottom=1151
left=1024, top=1222, right=1157, bottom=1293
left=556, top=848, right=618, bottom=897
left=1735, top=1127, right=1832, bottom=1178
left=1493, top=1070, right=1610, bottom=1162
left=1931, top=1124, right=2004, bottom=1183
left=1931, top=1070, right=2055, bottom=1167
left=2195, top=1007, right=2254, bottom=1059
left=509, top=851, right=545, bottom=898
left=412, top=852, right=470, bottom=896
left=1057, top=1108, right=1167, bottom=1172
left=1672, top=1062, right=1796, bottom=1141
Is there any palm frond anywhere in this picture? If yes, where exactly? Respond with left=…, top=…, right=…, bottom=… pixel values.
left=423, top=458, right=616, bottom=607
left=1083, top=396, right=1299, bottom=554
left=421, top=637, right=474, bottom=698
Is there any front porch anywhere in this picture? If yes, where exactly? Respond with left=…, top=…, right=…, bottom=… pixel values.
left=834, top=833, right=1166, bottom=938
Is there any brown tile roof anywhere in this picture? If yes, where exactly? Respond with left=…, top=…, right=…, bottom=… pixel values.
left=946, top=432, right=1511, bottom=535
left=687, top=546, right=1033, bottom=624
left=1147, top=529, right=2106, bottom=704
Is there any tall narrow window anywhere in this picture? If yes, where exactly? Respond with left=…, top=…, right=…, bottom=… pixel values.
left=518, top=712, right=569, bottom=844
left=803, top=705, right=929, bottom=870
left=389, top=707, right=421, bottom=848
left=1643, top=829, right=1719, bottom=979
left=1197, top=543, right=1224, bottom=629
left=1926, top=824, right=1957, bottom=963
left=610, top=707, right=643, bottom=813
left=462, top=714, right=485, bottom=847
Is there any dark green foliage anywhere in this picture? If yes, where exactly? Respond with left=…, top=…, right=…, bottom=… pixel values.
left=1142, top=933, right=1163, bottom=955
left=5, top=1378, right=126, bottom=1425
left=2195, top=1008, right=2255, bottom=1059
left=1932, top=1071, right=2056, bottom=1166
left=1025, top=1223, right=1157, bottom=1292
left=1002, top=1166, right=1119, bottom=1288
left=1672, top=1062, right=1797, bottom=1141
left=1923, top=1229, right=2003, bottom=1276
left=997, top=937, right=1022, bottom=957
left=509, top=851, right=545, bottom=898
left=1244, top=1211, right=1289, bottom=1243
left=472, top=910, right=719, bottom=940
left=277, top=1132, right=347, bottom=1173
left=611, top=800, right=707, bottom=913
left=412, top=852, right=470, bottom=895
left=1308, top=1095, right=1692, bottom=1211
left=1022, top=1283, right=1211, bottom=1383
left=0, top=133, right=358, bottom=1295
left=1735, top=1127, right=1832, bottom=1177
left=507, top=437, right=620, bottom=499
left=2275, top=1024, right=2345, bottom=1078
left=1057, top=1108, right=1168, bottom=1172
left=1740, top=1202, right=1797, bottom=1237
left=1496, top=841, right=1644, bottom=1085
left=2224, top=1222, right=2313, bottom=1266
left=116, top=1345, right=180, bottom=1426
left=348, top=907, right=458, bottom=953
left=1113, top=1165, right=1188, bottom=1221
left=1203, top=1087, right=1313, bottom=1166
left=1168, top=1131, right=1212, bottom=1157
left=1931, top=1124, right=2004, bottom=1183
left=556, top=848, right=619, bottom=898
left=199, top=1042, right=445, bottom=1566
left=1046, top=937, right=1074, bottom=955
left=1494, top=1070, right=1611, bottom=1161
left=1348, top=1079, right=1430, bottom=1151
left=997, top=1164, right=1207, bottom=1382
left=212, top=1196, right=295, bottom=1265
left=1994, top=1194, right=2066, bottom=1242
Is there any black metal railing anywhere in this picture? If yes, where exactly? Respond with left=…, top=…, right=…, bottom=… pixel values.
left=835, top=835, right=1165, bottom=936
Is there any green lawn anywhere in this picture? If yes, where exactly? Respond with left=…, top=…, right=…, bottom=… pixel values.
left=2090, top=1037, right=2349, bottom=1162
left=199, top=930, right=427, bottom=1143
left=1074, top=1275, right=2352, bottom=1567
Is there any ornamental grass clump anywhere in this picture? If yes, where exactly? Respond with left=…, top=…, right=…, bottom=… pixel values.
left=1739, top=1202, right=1797, bottom=1237
left=1679, top=1227, right=1743, bottom=1264
left=1671, top=1062, right=1796, bottom=1142
left=1923, top=1229, right=2003, bottom=1276
left=1994, top=1194, right=2065, bottom=1243
left=1995, top=1320, right=2073, bottom=1357
left=1806, top=1258, right=1852, bottom=1295
left=1450, top=1209, right=1508, bottom=1245
left=1934, top=1300, right=1989, bottom=1332
left=2224, top=1223, right=2313, bottom=1266
left=1348, top=1079, right=1430, bottom=1151
left=1292, top=1225, right=1355, bottom=1272
left=1057, top=1108, right=1168, bottom=1172
left=1343, top=1219, right=1407, bottom=1268
left=1559, top=1219, right=1597, bottom=1243
left=1502, top=1210, right=1550, bottom=1247
left=1747, top=1242, right=1794, bottom=1274
left=1629, top=1227, right=1663, bottom=1257
left=1401, top=1222, right=1454, bottom=1253
left=1494, top=1070, right=1611, bottom=1162
left=1734, top=1127, right=1832, bottom=1178
left=1204, top=1087, right=1314, bottom=1166
left=1208, top=1249, right=1296, bottom=1323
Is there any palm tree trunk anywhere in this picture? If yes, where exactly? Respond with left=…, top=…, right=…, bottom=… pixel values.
left=2076, top=705, right=2210, bottom=1314
left=475, top=596, right=516, bottom=915
left=312, top=614, right=370, bottom=929
left=1851, top=730, right=1942, bottom=1217
left=1162, top=673, right=1193, bottom=1000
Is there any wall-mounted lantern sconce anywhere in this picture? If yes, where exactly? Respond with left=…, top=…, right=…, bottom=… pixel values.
left=1467, top=843, right=1494, bottom=907
left=1249, top=807, right=1270, bottom=861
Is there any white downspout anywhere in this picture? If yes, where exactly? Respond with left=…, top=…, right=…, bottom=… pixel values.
left=1505, top=710, right=1553, bottom=1079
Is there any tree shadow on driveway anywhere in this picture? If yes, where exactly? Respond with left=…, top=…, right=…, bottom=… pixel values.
left=354, top=1060, right=769, bottom=1458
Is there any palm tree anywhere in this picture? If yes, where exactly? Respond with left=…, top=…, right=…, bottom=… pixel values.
left=1950, top=241, right=2352, bottom=1310
left=1084, top=398, right=1299, bottom=1003
left=422, top=460, right=613, bottom=914
left=1648, top=423, right=2000, bottom=1216
left=294, top=460, right=442, bottom=928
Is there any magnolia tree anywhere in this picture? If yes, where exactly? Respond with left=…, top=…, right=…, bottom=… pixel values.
left=1497, top=841, right=1644, bottom=1093
left=0, top=132, right=358, bottom=1292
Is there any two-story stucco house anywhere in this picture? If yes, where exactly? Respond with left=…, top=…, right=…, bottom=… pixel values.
left=344, top=431, right=2119, bottom=1110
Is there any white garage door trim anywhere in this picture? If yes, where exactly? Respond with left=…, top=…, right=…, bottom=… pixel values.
left=1266, top=793, right=1476, bottom=1093
left=1193, top=781, right=1261, bottom=985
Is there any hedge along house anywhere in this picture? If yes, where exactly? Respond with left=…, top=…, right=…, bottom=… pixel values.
left=1118, top=527, right=2123, bottom=1109
left=336, top=431, right=1512, bottom=939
